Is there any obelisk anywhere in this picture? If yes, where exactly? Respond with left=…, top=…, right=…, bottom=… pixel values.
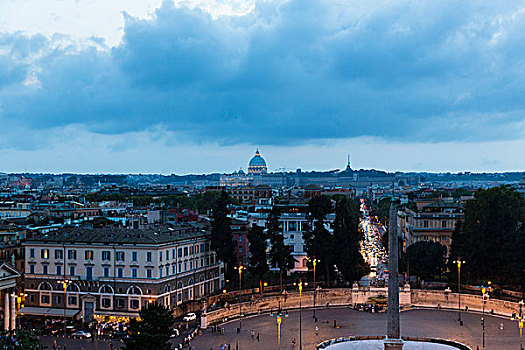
left=385, top=194, right=404, bottom=349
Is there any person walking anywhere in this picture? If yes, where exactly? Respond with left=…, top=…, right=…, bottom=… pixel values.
left=257, top=333, right=260, bottom=341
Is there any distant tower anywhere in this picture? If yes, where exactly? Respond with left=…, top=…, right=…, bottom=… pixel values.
left=344, top=154, right=352, bottom=171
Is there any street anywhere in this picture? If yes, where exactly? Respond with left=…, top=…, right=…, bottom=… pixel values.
left=192, top=307, right=519, bottom=350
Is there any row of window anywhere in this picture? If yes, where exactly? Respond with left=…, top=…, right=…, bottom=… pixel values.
left=29, top=256, right=215, bottom=278
left=30, top=244, right=211, bottom=263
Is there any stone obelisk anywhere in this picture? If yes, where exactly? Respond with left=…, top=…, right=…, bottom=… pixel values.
left=385, top=193, right=404, bottom=349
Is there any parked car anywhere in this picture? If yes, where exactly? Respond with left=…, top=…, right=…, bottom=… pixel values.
left=72, top=330, right=92, bottom=339
left=112, top=331, right=130, bottom=339
left=183, top=313, right=197, bottom=322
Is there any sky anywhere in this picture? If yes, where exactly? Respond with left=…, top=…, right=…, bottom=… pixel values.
left=0, top=0, right=524, bottom=174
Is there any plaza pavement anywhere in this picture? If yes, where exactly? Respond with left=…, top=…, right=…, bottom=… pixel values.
left=191, top=307, right=519, bottom=350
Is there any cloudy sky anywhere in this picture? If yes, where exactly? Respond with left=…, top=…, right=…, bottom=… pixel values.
left=1, top=0, right=524, bottom=174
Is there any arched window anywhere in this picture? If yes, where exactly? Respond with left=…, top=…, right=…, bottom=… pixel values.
left=99, top=285, right=114, bottom=294
left=38, top=282, right=52, bottom=291
left=188, top=278, right=194, bottom=286
left=66, top=284, right=80, bottom=292
left=177, top=281, right=183, bottom=290
left=199, top=275, right=205, bottom=282
left=127, top=286, right=142, bottom=295
left=164, top=285, right=171, bottom=293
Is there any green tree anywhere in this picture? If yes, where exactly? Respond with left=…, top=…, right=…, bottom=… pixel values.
left=247, top=224, right=269, bottom=294
left=448, top=186, right=525, bottom=284
left=304, top=195, right=335, bottom=286
left=123, top=304, right=176, bottom=350
left=0, top=329, right=42, bottom=349
left=267, top=206, right=296, bottom=291
left=211, top=191, right=235, bottom=279
left=333, top=197, right=368, bottom=284
left=406, top=241, right=446, bottom=280
left=372, top=197, right=391, bottom=225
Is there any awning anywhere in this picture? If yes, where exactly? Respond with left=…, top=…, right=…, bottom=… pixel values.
left=94, top=310, right=140, bottom=318
left=18, top=307, right=80, bottom=317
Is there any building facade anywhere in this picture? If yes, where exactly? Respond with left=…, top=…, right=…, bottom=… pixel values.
left=397, top=200, right=464, bottom=256
left=21, top=225, right=223, bottom=322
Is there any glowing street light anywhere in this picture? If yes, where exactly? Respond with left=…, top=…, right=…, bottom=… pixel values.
left=453, top=259, right=465, bottom=325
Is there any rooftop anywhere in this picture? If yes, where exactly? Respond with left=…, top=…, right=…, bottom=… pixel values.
left=24, top=224, right=209, bottom=245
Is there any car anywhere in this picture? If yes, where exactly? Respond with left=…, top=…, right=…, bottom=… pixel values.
left=183, top=313, right=197, bottom=322
left=72, top=330, right=92, bottom=339
left=112, top=331, right=130, bottom=339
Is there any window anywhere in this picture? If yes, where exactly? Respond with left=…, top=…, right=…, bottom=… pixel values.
left=132, top=251, right=137, bottom=262
left=86, top=266, right=93, bottom=280
left=190, top=246, right=193, bottom=255
left=442, top=220, right=447, bottom=228
left=67, top=250, right=76, bottom=260
left=178, top=248, right=183, bottom=258
left=442, top=235, right=448, bottom=241
left=102, top=251, right=111, bottom=261
left=117, top=299, right=125, bottom=308
left=41, top=295, right=50, bottom=304
left=117, top=268, right=123, bottom=278
left=196, top=245, right=199, bottom=254
left=166, top=266, right=169, bottom=276
left=172, top=265, right=176, bottom=274
left=116, top=251, right=125, bottom=261
left=43, top=265, right=48, bottom=275
left=132, top=268, right=137, bottom=278
left=159, top=252, right=162, bottom=262
left=173, top=249, right=176, bottom=259
left=146, top=268, right=152, bottom=279
left=69, top=265, right=75, bottom=276
left=239, top=236, right=242, bottom=242
left=184, top=247, right=188, bottom=256
left=289, top=221, right=297, bottom=231
left=166, top=250, right=169, bottom=260
left=178, top=262, right=182, bottom=272
left=130, top=299, right=139, bottom=309
left=159, top=268, right=163, bottom=278
left=68, top=296, right=77, bottom=305
left=29, top=264, right=35, bottom=274
left=290, top=234, right=295, bottom=239
left=56, top=295, right=62, bottom=304
left=184, top=262, right=187, bottom=271
left=104, top=267, right=110, bottom=278
left=30, top=248, right=35, bottom=258
left=55, top=250, right=63, bottom=259
left=56, top=265, right=62, bottom=276
left=423, top=220, right=429, bottom=228
left=102, top=298, right=111, bottom=308
left=41, top=249, right=49, bottom=259
left=239, top=247, right=243, bottom=253
left=146, top=252, right=152, bottom=262
left=200, top=243, right=204, bottom=253
left=85, top=250, right=94, bottom=260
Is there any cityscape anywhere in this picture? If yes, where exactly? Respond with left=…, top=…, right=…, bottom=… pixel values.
left=1, top=1, right=525, bottom=350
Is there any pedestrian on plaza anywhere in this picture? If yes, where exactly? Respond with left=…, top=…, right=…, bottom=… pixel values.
left=251, top=330, right=255, bottom=338
left=228, top=344, right=231, bottom=350
left=257, top=333, right=260, bottom=341
left=315, top=325, right=319, bottom=337
left=333, top=319, right=337, bottom=328
left=292, top=338, right=296, bottom=349
left=53, top=339, right=57, bottom=349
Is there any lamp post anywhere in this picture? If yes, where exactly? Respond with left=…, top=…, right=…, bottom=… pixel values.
left=294, top=279, right=307, bottom=350
left=310, top=258, right=319, bottom=319
left=234, top=265, right=245, bottom=329
left=453, top=259, right=465, bottom=325
left=512, top=300, right=524, bottom=350
left=481, top=281, right=491, bottom=350
left=58, top=279, right=72, bottom=350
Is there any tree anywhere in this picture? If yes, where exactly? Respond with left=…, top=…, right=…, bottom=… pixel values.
left=247, top=224, right=269, bottom=294
left=333, top=197, right=368, bottom=284
left=0, top=329, right=42, bottom=349
left=448, top=186, right=525, bottom=284
left=267, top=206, right=296, bottom=291
left=303, top=195, right=335, bottom=286
left=211, top=191, right=235, bottom=279
left=372, top=197, right=391, bottom=225
left=123, top=304, right=176, bottom=350
left=406, top=241, right=446, bottom=280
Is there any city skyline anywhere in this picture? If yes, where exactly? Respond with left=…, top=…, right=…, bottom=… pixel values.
left=1, top=0, right=525, bottom=174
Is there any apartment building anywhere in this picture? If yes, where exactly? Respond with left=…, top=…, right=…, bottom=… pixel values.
left=21, top=224, right=223, bottom=322
left=397, top=200, right=464, bottom=256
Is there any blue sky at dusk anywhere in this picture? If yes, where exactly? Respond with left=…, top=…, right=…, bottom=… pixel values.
left=0, top=0, right=524, bottom=174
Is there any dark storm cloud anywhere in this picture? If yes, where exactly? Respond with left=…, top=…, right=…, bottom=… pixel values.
left=1, top=0, right=524, bottom=148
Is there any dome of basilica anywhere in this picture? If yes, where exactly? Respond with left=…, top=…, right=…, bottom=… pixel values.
left=248, top=149, right=268, bottom=174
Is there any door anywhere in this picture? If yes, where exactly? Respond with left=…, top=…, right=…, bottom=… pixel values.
left=84, top=301, right=95, bottom=322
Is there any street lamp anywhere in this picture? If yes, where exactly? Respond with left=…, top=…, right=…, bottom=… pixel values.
left=308, top=258, right=320, bottom=319
left=512, top=300, right=524, bottom=350
left=293, top=279, right=308, bottom=350
left=481, top=281, right=491, bottom=350
left=234, top=265, right=245, bottom=329
left=58, top=279, right=72, bottom=350
left=453, top=259, right=465, bottom=325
